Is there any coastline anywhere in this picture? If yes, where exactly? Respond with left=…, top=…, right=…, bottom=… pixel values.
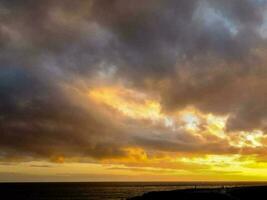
left=128, top=185, right=267, bottom=200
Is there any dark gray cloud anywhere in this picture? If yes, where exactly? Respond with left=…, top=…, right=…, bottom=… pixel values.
left=134, top=135, right=239, bottom=155
left=0, top=0, right=267, bottom=161
left=0, top=66, right=127, bottom=160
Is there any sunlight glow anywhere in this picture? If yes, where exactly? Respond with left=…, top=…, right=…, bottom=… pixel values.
left=89, top=87, right=162, bottom=121
left=85, top=85, right=267, bottom=180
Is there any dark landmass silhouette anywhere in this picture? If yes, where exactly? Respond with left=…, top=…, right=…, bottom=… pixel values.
left=128, top=185, right=267, bottom=200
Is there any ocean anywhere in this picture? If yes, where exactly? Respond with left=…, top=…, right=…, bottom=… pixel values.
left=0, top=182, right=263, bottom=200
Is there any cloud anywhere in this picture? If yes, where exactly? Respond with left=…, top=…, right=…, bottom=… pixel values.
left=0, top=0, right=267, bottom=164
left=0, top=66, right=128, bottom=160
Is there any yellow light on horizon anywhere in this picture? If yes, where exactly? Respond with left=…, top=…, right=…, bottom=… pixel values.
left=87, top=85, right=267, bottom=180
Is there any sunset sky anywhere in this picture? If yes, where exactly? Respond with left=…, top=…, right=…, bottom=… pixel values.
left=1, top=0, right=267, bottom=182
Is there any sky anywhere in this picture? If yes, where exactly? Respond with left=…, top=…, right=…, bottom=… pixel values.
left=0, top=0, right=267, bottom=182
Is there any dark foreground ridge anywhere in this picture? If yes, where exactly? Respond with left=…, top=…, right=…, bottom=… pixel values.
left=128, top=186, right=267, bottom=200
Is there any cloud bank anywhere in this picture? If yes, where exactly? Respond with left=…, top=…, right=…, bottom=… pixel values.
left=0, top=0, right=267, bottom=165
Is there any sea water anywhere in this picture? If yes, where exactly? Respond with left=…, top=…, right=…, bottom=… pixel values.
left=0, top=182, right=262, bottom=200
